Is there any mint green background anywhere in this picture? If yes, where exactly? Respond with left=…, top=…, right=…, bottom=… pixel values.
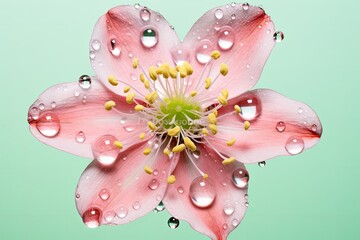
left=1, top=0, right=358, bottom=239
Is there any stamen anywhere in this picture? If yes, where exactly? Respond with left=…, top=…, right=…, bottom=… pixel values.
left=226, top=138, right=236, bottom=146
left=143, top=79, right=150, bottom=89
left=149, top=66, right=158, bottom=81
left=244, top=121, right=250, bottom=130
left=222, top=157, right=236, bottom=165
left=168, top=126, right=180, bottom=136
left=114, top=140, right=123, bottom=149
left=217, top=95, right=228, bottom=106
left=203, top=173, right=209, bottom=179
left=211, top=50, right=221, bottom=60
left=147, top=121, right=157, bottom=131
left=208, top=113, right=217, bottom=125
left=209, top=124, right=218, bottom=135
left=221, top=89, right=229, bottom=99
left=145, top=91, right=158, bottom=104
left=104, top=100, right=116, bottom=111
left=202, top=128, right=209, bottom=136
left=234, top=105, right=241, bottom=113
left=167, top=175, right=176, bottom=184
left=169, top=67, right=178, bottom=79
left=183, top=61, right=193, bottom=75
left=123, top=86, right=131, bottom=93
left=163, top=147, right=170, bottom=156
left=172, top=144, right=185, bottom=153
left=213, top=109, right=218, bottom=117
left=108, top=75, right=118, bottom=86
left=132, top=58, right=139, bottom=69
left=140, top=73, right=146, bottom=83
left=184, top=137, right=197, bottom=151
left=161, top=63, right=170, bottom=79
left=190, top=90, right=197, bottom=97
left=135, top=104, right=144, bottom=111
left=205, top=77, right=212, bottom=89
left=139, top=132, right=146, bottom=140
left=143, top=147, right=152, bottom=155
left=144, top=166, right=153, bottom=174
left=126, top=92, right=136, bottom=104
left=220, top=63, right=228, bottom=76
left=177, top=65, right=187, bottom=78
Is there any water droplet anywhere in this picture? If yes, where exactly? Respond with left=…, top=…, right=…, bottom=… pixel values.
left=130, top=73, right=137, bottom=81
left=196, top=41, right=214, bottom=64
left=36, top=112, right=61, bottom=137
left=276, top=121, right=286, bottom=132
left=177, top=187, right=184, bottom=194
left=134, top=3, right=140, bottom=9
left=242, top=3, right=249, bottom=10
left=297, top=107, right=304, bottom=114
left=258, top=161, right=266, bottom=167
left=153, top=169, right=159, bottom=176
left=104, top=211, right=116, bottom=222
left=140, top=8, right=151, bottom=21
left=244, top=193, right=249, bottom=199
left=232, top=218, right=239, bottom=227
left=168, top=217, right=180, bottom=229
left=92, top=135, right=119, bottom=166
left=132, top=201, right=141, bottom=210
left=311, top=124, right=317, bottom=132
left=76, top=193, right=80, bottom=199
left=109, top=39, right=121, bottom=57
left=78, top=75, right=91, bottom=89
left=223, top=223, right=228, bottom=230
left=120, top=118, right=127, bottom=124
left=214, top=9, right=224, bottom=19
left=89, top=51, right=96, bottom=60
left=171, top=48, right=190, bottom=66
left=82, top=207, right=102, bottom=228
left=224, top=202, right=235, bottom=216
left=148, top=179, right=160, bottom=190
left=285, top=136, right=304, bottom=155
left=192, top=150, right=200, bottom=159
left=245, top=202, right=249, bottom=207
left=99, top=188, right=110, bottom=201
left=141, top=29, right=158, bottom=48
left=218, top=28, right=235, bottom=50
left=231, top=2, right=236, bottom=7
left=189, top=177, right=216, bottom=208
left=273, top=31, right=284, bottom=42
left=75, top=131, right=86, bottom=143
left=29, top=106, right=40, bottom=120
left=73, top=90, right=80, bottom=97
left=154, top=202, right=165, bottom=212
left=91, top=40, right=101, bottom=51
left=38, top=103, right=45, bottom=110
left=231, top=14, right=236, bottom=20
left=231, top=168, right=249, bottom=189
left=117, top=206, right=128, bottom=218
left=237, top=93, right=262, bottom=121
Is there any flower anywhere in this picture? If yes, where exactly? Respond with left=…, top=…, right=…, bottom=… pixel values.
left=27, top=3, right=322, bottom=240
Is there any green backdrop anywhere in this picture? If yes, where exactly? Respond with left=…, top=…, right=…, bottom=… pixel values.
left=1, top=0, right=359, bottom=239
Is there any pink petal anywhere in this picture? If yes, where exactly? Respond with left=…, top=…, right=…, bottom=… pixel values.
left=28, top=77, right=148, bottom=158
left=163, top=144, right=248, bottom=240
left=90, top=5, right=180, bottom=97
left=76, top=140, right=179, bottom=227
left=182, top=3, right=275, bottom=99
left=207, top=89, right=322, bottom=163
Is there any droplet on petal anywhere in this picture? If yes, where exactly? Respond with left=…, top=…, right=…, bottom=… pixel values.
left=82, top=207, right=102, bottom=228
left=231, top=168, right=249, bottom=189
left=78, top=75, right=92, bottom=89
left=92, top=135, right=119, bottom=166
left=29, top=106, right=40, bottom=120
left=104, top=211, right=116, bottom=222
left=273, top=31, right=284, bottom=42
left=237, top=93, right=262, bottom=121
left=132, top=201, right=141, bottom=210
left=214, top=9, right=224, bottom=19
left=141, top=29, right=158, bottom=48
left=224, top=202, right=235, bottom=216
left=75, top=131, right=86, bottom=143
left=148, top=179, right=160, bottom=190
left=140, top=8, right=151, bottom=21
left=99, top=188, right=110, bottom=201
left=311, top=124, right=317, bottom=132
left=117, top=205, right=128, bottom=218
left=276, top=121, right=286, bottom=132
left=189, top=177, right=216, bottom=208
left=38, top=103, right=45, bottom=110
left=171, top=48, right=190, bottom=66
left=36, top=112, right=61, bottom=137
left=154, top=201, right=165, bottom=212
left=177, top=187, right=184, bottom=194
left=285, top=136, right=304, bottom=155
left=242, top=3, right=249, bottom=10
left=168, top=217, right=180, bottom=229
left=109, top=38, right=121, bottom=57
left=223, top=223, right=228, bottom=230
left=91, top=40, right=101, bottom=51
left=218, top=27, right=235, bottom=50
left=232, top=218, right=239, bottom=227
left=297, top=107, right=304, bottom=114
left=196, top=40, right=214, bottom=64
left=134, top=3, right=140, bottom=9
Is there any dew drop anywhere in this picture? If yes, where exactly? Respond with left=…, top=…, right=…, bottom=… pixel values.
left=117, top=205, right=128, bottom=218
left=89, top=51, right=96, bottom=60
left=245, top=202, right=249, bottom=207
left=231, top=14, right=236, bottom=20
left=171, top=48, right=190, bottom=66
left=223, top=223, right=228, bottom=230
left=76, top=193, right=80, bottom=199
left=91, top=40, right=101, bottom=51
left=99, top=188, right=110, bottom=201
left=154, top=201, right=165, bottom=212
left=153, top=169, right=159, bottom=176
left=311, top=124, right=317, bottom=132
left=189, top=177, right=216, bottom=208
left=297, top=107, right=304, bottom=114
left=92, top=135, right=119, bottom=166
left=231, top=168, right=249, bottom=189
left=231, top=2, right=236, bottom=7
left=168, top=217, right=180, bottom=229
left=134, top=3, right=140, bottom=9
left=232, top=218, right=239, bottom=227
left=218, top=28, right=235, bottom=50
left=140, top=8, right=151, bottom=21
left=258, top=161, right=266, bottom=167
left=124, top=125, right=136, bottom=132
left=109, top=39, right=121, bottom=57
left=75, top=131, right=86, bottom=143
left=177, top=187, right=184, bottom=194
left=224, top=202, right=235, bottom=216
left=38, top=103, right=45, bottom=110
left=104, top=211, right=116, bottom=222
left=148, top=179, right=160, bottom=190
left=196, top=41, right=214, bottom=64
left=285, top=136, right=304, bottom=155
left=36, top=112, right=61, bottom=137
left=237, top=93, right=262, bottom=121
left=132, top=201, right=141, bottom=210
left=141, top=29, right=158, bottom=48
left=273, top=31, right=284, bottom=42
left=242, top=3, right=249, bottom=10
left=82, top=207, right=102, bottom=228
left=214, top=9, right=224, bottom=19
left=276, top=121, right=286, bottom=132
left=130, top=73, right=137, bottom=81
left=29, top=106, right=40, bottom=120
left=78, top=75, right=91, bottom=89
left=192, top=150, right=200, bottom=159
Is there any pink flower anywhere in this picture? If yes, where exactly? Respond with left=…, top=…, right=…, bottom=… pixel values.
left=27, top=3, right=322, bottom=240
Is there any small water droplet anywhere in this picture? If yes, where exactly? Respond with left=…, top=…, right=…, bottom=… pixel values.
left=285, top=136, right=304, bottom=155
left=129, top=73, right=137, bottom=81
left=134, top=3, right=140, bottom=9
left=196, top=40, right=214, bottom=64
left=223, top=223, right=228, bottom=230
left=38, top=103, right=45, bottom=110
left=177, top=187, right=184, bottom=194
left=297, top=107, right=304, bottom=114
left=242, top=3, right=249, bottom=10
left=140, top=8, right=151, bottom=21
left=237, top=93, right=262, bottom=121
left=153, top=169, right=159, bottom=176
left=89, top=51, right=96, bottom=60
left=258, top=161, right=266, bottom=167
left=132, top=201, right=141, bottom=210
left=29, top=106, right=40, bottom=120
left=92, top=135, right=119, bottom=166
left=99, top=188, right=110, bottom=201
left=189, top=177, right=216, bottom=208
left=245, top=202, right=249, bottom=207
left=276, top=121, right=286, bottom=132
left=104, top=211, right=116, bottom=222
left=273, top=31, right=284, bottom=42
left=231, top=14, right=236, bottom=20
left=168, top=217, right=179, bottom=229
left=91, top=40, right=101, bottom=51
left=141, top=29, right=158, bottom=48
left=109, top=39, right=121, bottom=57
left=224, top=202, right=235, bottom=216
left=232, top=218, right=239, bottom=227
left=36, top=112, right=61, bottom=137
left=214, top=9, right=224, bottom=19
left=244, top=193, right=249, bottom=199
left=78, top=75, right=91, bottom=89
left=117, top=206, right=128, bottom=218
left=218, top=28, right=235, bottom=50
left=73, top=90, right=80, bottom=97
left=231, top=168, right=249, bottom=189
left=148, top=179, right=160, bottom=190
left=154, top=201, right=165, bottom=212
left=76, top=193, right=80, bottom=199
left=75, top=131, right=86, bottom=143
left=82, top=207, right=102, bottom=228
left=311, top=124, right=317, bottom=132
left=231, top=2, right=236, bottom=7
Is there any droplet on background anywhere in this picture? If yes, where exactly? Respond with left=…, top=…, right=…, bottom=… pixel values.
left=168, top=217, right=180, bottom=229
left=78, top=75, right=92, bottom=89
left=273, top=31, right=284, bottom=42
left=258, top=161, right=266, bottom=167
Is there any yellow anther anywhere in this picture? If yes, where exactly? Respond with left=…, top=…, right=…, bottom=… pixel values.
left=163, top=148, right=170, bottom=156
left=145, top=92, right=158, bottom=104
left=126, top=92, right=136, bottom=104
left=205, top=77, right=212, bottom=90
left=123, top=86, right=131, bottom=93
left=203, top=173, right=209, bottom=179
left=149, top=66, right=158, bottom=81
left=140, top=73, right=146, bottom=83
left=226, top=138, right=236, bottom=146
left=172, top=144, right=186, bottom=153
left=132, top=58, right=139, bottom=69
left=144, top=166, right=153, bottom=174
left=139, top=132, right=146, bottom=140
left=211, top=50, right=221, bottom=60
left=143, top=147, right=152, bottom=155
left=213, top=110, right=218, bottom=117
left=221, top=89, right=229, bottom=99
left=104, top=100, right=116, bottom=111
left=217, top=95, right=228, bottom=106
left=209, top=124, right=218, bottom=135
left=208, top=113, right=217, bottom=125
left=177, top=65, right=187, bottom=78
left=135, top=104, right=144, bottom=112
left=183, top=61, right=193, bottom=75
left=190, top=90, right=197, bottom=97
left=114, top=140, right=123, bottom=149
left=169, top=67, right=178, bottom=79
left=244, top=121, right=250, bottom=130
left=202, top=128, right=209, bottom=136
left=234, top=105, right=241, bottom=113
left=184, top=137, right=197, bottom=152
left=220, top=63, right=228, bottom=76
left=108, top=75, right=118, bottom=86
left=222, top=157, right=236, bottom=165
left=144, top=79, right=150, bottom=89
left=167, top=175, right=176, bottom=184
left=156, top=67, right=163, bottom=75
left=161, top=63, right=170, bottom=78
left=167, top=126, right=180, bottom=137
left=148, top=121, right=157, bottom=131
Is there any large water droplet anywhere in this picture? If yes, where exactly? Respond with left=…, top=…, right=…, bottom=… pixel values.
left=168, top=217, right=180, bottom=229
left=171, top=48, right=190, bottom=66
left=140, top=8, right=151, bottom=21
left=218, top=28, right=235, bottom=50
left=196, top=40, right=214, bottom=64
left=214, top=9, right=224, bottom=19
left=104, top=211, right=116, bottom=222
left=92, top=135, right=119, bottom=166
left=109, top=39, right=121, bottom=57
left=141, top=29, right=158, bottom=48
left=154, top=201, right=165, bottom=212
left=99, top=188, right=110, bottom=201
left=117, top=205, right=128, bottom=218
left=91, top=40, right=101, bottom=51
left=285, top=136, right=304, bottom=155
left=231, top=168, right=249, bottom=189
left=224, top=202, right=235, bottom=216
left=78, top=75, right=91, bottom=89
left=276, top=121, right=286, bottom=132
left=273, top=31, right=284, bottom=42
left=36, top=112, right=60, bottom=137
left=82, top=207, right=102, bottom=228
left=75, top=131, right=86, bottom=143
left=148, top=179, right=160, bottom=190
left=189, top=177, right=216, bottom=208
left=237, top=93, right=262, bottom=121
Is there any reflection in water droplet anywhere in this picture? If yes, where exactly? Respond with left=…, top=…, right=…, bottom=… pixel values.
left=192, top=150, right=200, bottom=159
left=104, top=211, right=116, bottom=222
left=231, top=14, right=236, bottom=20
left=168, top=217, right=180, bottom=229
left=109, top=39, right=121, bottom=57
left=78, top=75, right=92, bottom=89
left=99, top=188, right=110, bottom=201
left=141, top=29, right=158, bottom=48
left=140, top=8, right=151, bottom=21
left=273, top=31, right=285, bottom=42
left=154, top=201, right=165, bottom=212
left=276, top=121, right=286, bottom=132
left=258, top=161, right=266, bottom=167
left=36, top=112, right=61, bottom=137
left=189, top=177, right=216, bottom=208
left=237, top=93, right=262, bottom=121
left=231, top=168, right=249, bottom=189
left=224, top=202, right=235, bottom=216
left=75, top=131, right=86, bottom=143
left=117, top=205, right=128, bottom=218
left=91, top=40, right=101, bottom=51
left=148, top=179, right=160, bottom=190
left=196, top=41, right=214, bottom=64
left=89, top=51, right=96, bottom=60
left=285, top=136, right=304, bottom=155
left=132, top=201, right=141, bottom=210
left=214, top=9, right=224, bottom=19
left=82, top=207, right=102, bottom=228
left=218, top=28, right=235, bottom=50
left=92, top=135, right=119, bottom=166
left=245, top=202, right=249, bottom=207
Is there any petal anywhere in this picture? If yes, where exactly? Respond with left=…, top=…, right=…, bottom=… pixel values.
left=182, top=3, right=275, bottom=99
left=76, top=140, right=180, bottom=226
left=163, top=145, right=248, bottom=240
left=90, top=5, right=180, bottom=97
left=207, top=89, right=322, bottom=163
left=28, top=77, right=148, bottom=158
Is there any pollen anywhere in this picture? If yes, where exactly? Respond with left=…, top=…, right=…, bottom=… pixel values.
left=202, top=128, right=209, bottom=136
left=208, top=113, right=217, bottom=125
left=147, top=121, right=157, bottom=131
left=126, top=92, right=136, bottom=104
left=177, top=65, right=187, bottom=78
left=167, top=175, right=176, bottom=184
left=132, top=58, right=139, bottom=69
left=167, top=126, right=180, bottom=136
left=217, top=95, right=228, bottom=106
left=108, top=75, right=118, bottom=86
left=211, top=50, right=221, bottom=60
left=145, top=92, right=158, bottom=104
left=144, top=79, right=150, bottom=89
left=183, top=61, right=193, bottom=75
left=172, top=144, right=186, bottom=153
left=221, top=89, right=229, bottom=99
left=226, top=138, right=236, bottom=146
left=205, top=77, right=212, bottom=89
left=143, top=147, right=152, bottom=155
left=203, top=173, right=209, bottom=179
left=144, top=166, right=153, bottom=174
left=209, top=124, right=218, bottom=135
left=123, top=86, right=131, bottom=93
left=190, top=90, right=197, bottom=97
left=213, top=109, right=218, bottom=117
left=244, top=121, right=250, bottom=130
left=234, top=105, right=241, bottom=113
left=163, top=148, right=170, bottom=156
left=139, top=132, right=146, bottom=140
left=220, top=63, right=228, bottom=76
left=184, top=137, right=197, bottom=152
left=222, top=157, right=236, bottom=165
left=140, top=73, right=146, bottom=83
left=169, top=67, right=178, bottom=79
left=149, top=66, right=158, bottom=81
left=135, top=104, right=144, bottom=111
left=104, top=100, right=116, bottom=111
left=114, top=140, right=123, bottom=149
